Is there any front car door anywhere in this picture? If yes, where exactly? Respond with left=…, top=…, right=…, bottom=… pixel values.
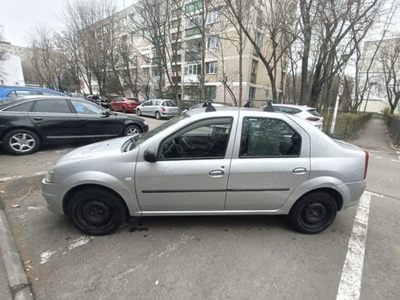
left=69, top=99, right=123, bottom=139
left=141, top=100, right=152, bottom=115
left=135, top=116, right=238, bottom=213
left=225, top=113, right=311, bottom=211
left=28, top=99, right=80, bottom=143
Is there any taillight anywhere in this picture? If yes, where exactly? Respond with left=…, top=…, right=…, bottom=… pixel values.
left=161, top=106, right=166, bottom=112
left=364, top=151, right=369, bottom=180
left=306, top=117, right=320, bottom=121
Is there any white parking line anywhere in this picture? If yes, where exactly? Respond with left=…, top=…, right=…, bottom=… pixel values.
left=336, top=191, right=371, bottom=300
left=0, top=171, right=46, bottom=183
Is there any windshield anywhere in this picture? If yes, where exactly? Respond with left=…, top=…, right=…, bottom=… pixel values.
left=138, top=113, right=188, bottom=144
left=162, top=100, right=177, bottom=107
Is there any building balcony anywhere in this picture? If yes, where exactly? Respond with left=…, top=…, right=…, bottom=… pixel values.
left=184, top=75, right=199, bottom=84
left=185, top=27, right=202, bottom=38
left=185, top=51, right=202, bottom=62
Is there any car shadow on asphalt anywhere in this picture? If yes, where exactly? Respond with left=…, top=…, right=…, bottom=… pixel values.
left=125, top=215, right=293, bottom=235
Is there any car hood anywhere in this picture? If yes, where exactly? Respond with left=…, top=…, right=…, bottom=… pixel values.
left=56, top=136, right=132, bottom=165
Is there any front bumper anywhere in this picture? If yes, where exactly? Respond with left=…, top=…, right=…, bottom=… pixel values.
left=42, top=179, right=73, bottom=215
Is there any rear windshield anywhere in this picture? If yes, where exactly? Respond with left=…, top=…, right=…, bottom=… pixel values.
left=162, top=100, right=177, bottom=107
left=307, top=109, right=322, bottom=117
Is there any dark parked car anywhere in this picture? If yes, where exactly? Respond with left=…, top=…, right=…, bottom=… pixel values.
left=109, top=97, right=141, bottom=113
left=86, top=95, right=110, bottom=108
left=0, top=96, right=149, bottom=155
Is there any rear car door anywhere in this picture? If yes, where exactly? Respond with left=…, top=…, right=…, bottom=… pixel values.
left=28, top=99, right=81, bottom=142
left=70, top=99, right=123, bottom=139
left=225, top=115, right=311, bottom=210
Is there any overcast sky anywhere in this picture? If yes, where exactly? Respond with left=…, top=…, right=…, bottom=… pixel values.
left=0, top=0, right=130, bottom=47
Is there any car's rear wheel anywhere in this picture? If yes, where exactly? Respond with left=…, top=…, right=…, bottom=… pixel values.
left=124, top=125, right=141, bottom=136
left=67, top=188, right=128, bottom=236
left=2, top=129, right=41, bottom=155
left=137, top=109, right=142, bottom=116
left=289, top=192, right=337, bottom=234
left=155, top=111, right=161, bottom=119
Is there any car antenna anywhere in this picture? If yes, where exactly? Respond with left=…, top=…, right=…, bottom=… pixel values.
left=205, top=102, right=216, bottom=112
left=263, top=101, right=274, bottom=112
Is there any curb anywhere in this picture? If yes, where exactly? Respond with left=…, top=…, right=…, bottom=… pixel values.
left=0, top=207, right=34, bottom=300
left=382, top=119, right=400, bottom=151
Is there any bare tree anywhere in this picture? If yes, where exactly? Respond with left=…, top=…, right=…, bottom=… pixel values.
left=377, top=37, right=400, bottom=114
left=296, top=0, right=386, bottom=107
left=30, top=25, right=65, bottom=90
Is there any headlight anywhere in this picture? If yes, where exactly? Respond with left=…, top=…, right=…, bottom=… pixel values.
left=143, top=122, right=148, bottom=126
left=44, top=170, right=54, bottom=183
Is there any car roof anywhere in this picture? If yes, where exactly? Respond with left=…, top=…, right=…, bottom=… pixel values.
left=271, top=103, right=316, bottom=110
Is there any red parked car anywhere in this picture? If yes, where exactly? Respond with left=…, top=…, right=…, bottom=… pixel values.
left=109, top=97, right=141, bottom=113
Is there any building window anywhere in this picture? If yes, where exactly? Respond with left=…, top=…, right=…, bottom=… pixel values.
left=205, top=86, right=217, bottom=99
left=207, top=10, right=221, bottom=24
left=206, top=61, right=218, bottom=74
left=184, top=64, right=201, bottom=75
left=171, top=9, right=180, bottom=18
left=248, top=87, right=256, bottom=100
left=171, top=32, right=182, bottom=40
left=251, top=59, right=258, bottom=83
left=172, top=20, right=180, bottom=28
left=185, top=0, right=202, bottom=13
left=121, top=18, right=127, bottom=27
left=207, top=36, right=219, bottom=50
left=143, top=68, right=150, bottom=77
left=186, top=15, right=203, bottom=29
left=143, top=53, right=150, bottom=61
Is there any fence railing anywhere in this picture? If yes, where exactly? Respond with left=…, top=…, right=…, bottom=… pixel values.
left=323, top=113, right=373, bottom=140
left=384, top=115, right=400, bottom=147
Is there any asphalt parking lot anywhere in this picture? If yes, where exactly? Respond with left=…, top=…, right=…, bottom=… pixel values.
left=0, top=117, right=399, bottom=300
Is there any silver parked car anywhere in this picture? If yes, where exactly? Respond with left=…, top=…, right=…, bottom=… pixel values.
left=136, top=99, right=180, bottom=119
left=42, top=105, right=368, bottom=235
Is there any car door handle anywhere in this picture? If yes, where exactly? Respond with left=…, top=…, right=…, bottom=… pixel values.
left=80, top=118, right=88, bottom=122
left=209, top=170, right=224, bottom=177
left=293, top=167, right=307, bottom=175
left=33, top=117, right=43, bottom=121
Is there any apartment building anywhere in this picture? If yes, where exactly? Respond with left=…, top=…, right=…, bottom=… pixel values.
left=85, top=0, right=287, bottom=106
left=0, top=41, right=26, bottom=86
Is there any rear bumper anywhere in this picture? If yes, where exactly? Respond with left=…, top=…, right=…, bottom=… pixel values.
left=161, top=111, right=180, bottom=117
left=335, top=180, right=367, bottom=210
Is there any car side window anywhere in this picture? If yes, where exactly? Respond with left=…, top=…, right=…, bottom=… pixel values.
left=159, top=118, right=233, bottom=160
left=32, top=99, right=72, bottom=113
left=4, top=102, right=33, bottom=112
left=70, top=100, right=104, bottom=115
left=239, top=117, right=301, bottom=157
left=6, top=91, right=18, bottom=98
left=16, top=90, right=37, bottom=97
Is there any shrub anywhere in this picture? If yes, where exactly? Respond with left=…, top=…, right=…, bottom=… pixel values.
left=381, top=107, right=391, bottom=115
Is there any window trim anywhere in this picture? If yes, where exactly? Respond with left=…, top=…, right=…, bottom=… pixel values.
left=238, top=116, right=302, bottom=159
left=157, top=117, right=234, bottom=161
left=205, top=61, right=218, bottom=74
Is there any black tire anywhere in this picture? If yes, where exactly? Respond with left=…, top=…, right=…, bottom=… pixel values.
left=122, top=106, right=127, bottom=113
left=288, top=192, right=337, bottom=234
left=155, top=111, right=161, bottom=120
left=124, top=124, right=141, bottom=136
left=137, top=109, right=142, bottom=116
left=67, top=188, right=128, bottom=236
left=2, top=129, right=41, bottom=155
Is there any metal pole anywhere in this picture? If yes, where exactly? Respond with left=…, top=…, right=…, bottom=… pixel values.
left=224, top=76, right=227, bottom=104
left=330, top=58, right=349, bottom=135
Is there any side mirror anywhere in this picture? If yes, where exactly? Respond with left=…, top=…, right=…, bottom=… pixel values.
left=103, top=110, right=112, bottom=117
left=144, top=147, right=157, bottom=163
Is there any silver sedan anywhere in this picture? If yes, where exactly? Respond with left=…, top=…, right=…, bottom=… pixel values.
left=42, top=106, right=368, bottom=235
left=136, top=99, right=180, bottom=119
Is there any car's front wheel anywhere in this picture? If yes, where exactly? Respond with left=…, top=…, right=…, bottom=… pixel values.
left=137, top=109, right=142, bottom=116
left=67, top=188, right=128, bottom=236
left=2, top=129, right=41, bottom=155
left=289, top=192, right=337, bottom=234
left=124, top=125, right=141, bottom=136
